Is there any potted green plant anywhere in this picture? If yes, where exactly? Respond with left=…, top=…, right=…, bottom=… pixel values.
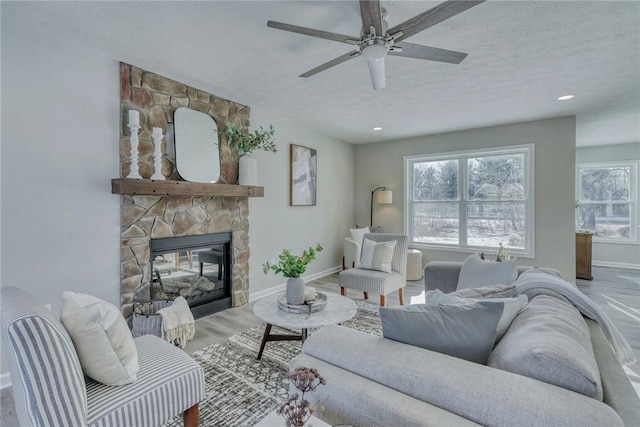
left=225, top=123, right=277, bottom=156
left=225, top=123, right=277, bottom=186
left=263, top=244, right=323, bottom=305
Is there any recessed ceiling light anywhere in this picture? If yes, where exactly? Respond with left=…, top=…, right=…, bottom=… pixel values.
left=557, top=95, right=574, bottom=101
left=373, top=127, right=383, bottom=131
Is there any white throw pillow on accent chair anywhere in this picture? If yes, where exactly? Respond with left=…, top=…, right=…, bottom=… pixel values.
left=359, top=238, right=396, bottom=273
left=60, top=291, right=139, bottom=386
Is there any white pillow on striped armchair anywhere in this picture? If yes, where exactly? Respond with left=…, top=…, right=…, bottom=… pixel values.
left=60, top=291, right=139, bottom=386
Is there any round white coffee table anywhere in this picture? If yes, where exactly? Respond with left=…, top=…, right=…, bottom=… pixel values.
left=253, top=292, right=357, bottom=359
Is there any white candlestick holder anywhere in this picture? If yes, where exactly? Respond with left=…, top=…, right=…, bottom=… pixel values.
left=151, top=127, right=164, bottom=180
left=127, top=123, right=142, bottom=179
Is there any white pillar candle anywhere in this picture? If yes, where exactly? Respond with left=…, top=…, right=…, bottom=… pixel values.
left=128, top=110, right=139, bottom=126
left=304, top=286, right=316, bottom=302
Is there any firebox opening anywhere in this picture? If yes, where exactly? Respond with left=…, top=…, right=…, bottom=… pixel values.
left=149, top=232, right=232, bottom=318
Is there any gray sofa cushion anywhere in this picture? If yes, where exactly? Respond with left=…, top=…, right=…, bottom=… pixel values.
left=380, top=301, right=504, bottom=364
left=425, top=290, right=527, bottom=340
left=449, top=283, right=516, bottom=299
left=457, top=253, right=518, bottom=290
left=488, top=295, right=603, bottom=400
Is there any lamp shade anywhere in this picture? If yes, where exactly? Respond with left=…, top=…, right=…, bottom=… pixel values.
left=375, top=190, right=393, bottom=204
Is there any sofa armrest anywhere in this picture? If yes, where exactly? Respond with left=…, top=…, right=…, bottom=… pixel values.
left=343, top=238, right=361, bottom=269
left=424, top=261, right=462, bottom=293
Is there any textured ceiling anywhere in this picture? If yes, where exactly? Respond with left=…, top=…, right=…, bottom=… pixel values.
left=3, top=1, right=639, bottom=146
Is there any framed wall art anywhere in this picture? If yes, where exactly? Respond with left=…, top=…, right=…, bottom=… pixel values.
left=289, top=144, right=317, bottom=206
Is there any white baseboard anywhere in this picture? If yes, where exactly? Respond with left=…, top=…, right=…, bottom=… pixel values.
left=1, top=372, right=11, bottom=390
left=593, top=261, right=640, bottom=270
left=249, top=266, right=342, bottom=302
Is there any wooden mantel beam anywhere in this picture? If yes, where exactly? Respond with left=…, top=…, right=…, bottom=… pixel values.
left=111, top=178, right=264, bottom=197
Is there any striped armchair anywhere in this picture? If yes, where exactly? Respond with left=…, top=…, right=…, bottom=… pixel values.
left=338, top=233, right=409, bottom=307
left=1, top=286, right=204, bottom=427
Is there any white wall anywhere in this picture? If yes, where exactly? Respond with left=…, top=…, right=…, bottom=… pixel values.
left=0, top=22, right=354, bottom=382
left=354, top=117, right=577, bottom=279
left=248, top=109, right=355, bottom=296
left=576, top=142, right=640, bottom=269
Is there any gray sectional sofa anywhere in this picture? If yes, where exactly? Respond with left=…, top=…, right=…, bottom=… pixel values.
left=289, top=261, right=640, bottom=426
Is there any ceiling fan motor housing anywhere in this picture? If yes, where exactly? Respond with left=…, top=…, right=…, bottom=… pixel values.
left=361, top=37, right=390, bottom=60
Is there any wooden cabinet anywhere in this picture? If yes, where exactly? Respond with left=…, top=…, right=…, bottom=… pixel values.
left=576, top=233, right=593, bottom=280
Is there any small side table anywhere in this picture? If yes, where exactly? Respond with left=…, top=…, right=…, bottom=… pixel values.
left=252, top=292, right=357, bottom=360
left=406, top=249, right=423, bottom=280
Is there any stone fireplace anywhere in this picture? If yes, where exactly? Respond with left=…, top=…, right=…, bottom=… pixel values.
left=117, top=63, right=261, bottom=318
left=119, top=194, right=251, bottom=318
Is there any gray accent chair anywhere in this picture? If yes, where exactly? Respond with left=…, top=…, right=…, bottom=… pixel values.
left=1, top=286, right=204, bottom=427
left=338, top=233, right=408, bottom=306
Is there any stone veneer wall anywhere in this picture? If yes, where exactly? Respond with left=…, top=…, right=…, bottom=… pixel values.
left=119, top=63, right=251, bottom=316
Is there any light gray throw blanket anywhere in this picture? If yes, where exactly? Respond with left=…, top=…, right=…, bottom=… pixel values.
left=513, top=269, right=636, bottom=365
left=158, top=296, right=195, bottom=348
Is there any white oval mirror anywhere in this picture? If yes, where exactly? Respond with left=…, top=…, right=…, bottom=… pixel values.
left=174, top=107, right=220, bottom=182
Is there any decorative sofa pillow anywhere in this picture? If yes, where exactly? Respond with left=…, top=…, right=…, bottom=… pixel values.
left=60, top=291, right=139, bottom=386
left=349, top=227, right=370, bottom=248
left=457, top=253, right=518, bottom=290
left=380, top=301, right=505, bottom=364
left=488, top=295, right=603, bottom=400
left=359, top=238, right=396, bottom=273
left=425, top=289, right=527, bottom=341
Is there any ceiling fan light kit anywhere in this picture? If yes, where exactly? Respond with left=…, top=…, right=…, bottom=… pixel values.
left=267, top=0, right=485, bottom=90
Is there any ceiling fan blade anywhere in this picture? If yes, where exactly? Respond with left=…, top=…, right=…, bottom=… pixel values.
left=359, top=0, right=383, bottom=36
left=390, top=41, right=468, bottom=64
left=267, top=20, right=359, bottom=45
left=300, top=50, right=361, bottom=78
left=366, top=57, right=386, bottom=90
left=389, top=0, right=485, bottom=43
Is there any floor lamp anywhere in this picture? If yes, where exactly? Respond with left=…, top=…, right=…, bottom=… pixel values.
left=370, top=187, right=393, bottom=226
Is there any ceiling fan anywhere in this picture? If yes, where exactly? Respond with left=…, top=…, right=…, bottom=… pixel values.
left=267, top=0, right=485, bottom=90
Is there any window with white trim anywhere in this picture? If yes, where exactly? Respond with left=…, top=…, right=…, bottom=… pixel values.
left=576, top=161, right=638, bottom=243
left=404, top=144, right=535, bottom=256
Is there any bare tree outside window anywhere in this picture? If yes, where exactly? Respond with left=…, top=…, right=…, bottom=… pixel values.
left=406, top=145, right=533, bottom=255
left=576, top=164, right=636, bottom=240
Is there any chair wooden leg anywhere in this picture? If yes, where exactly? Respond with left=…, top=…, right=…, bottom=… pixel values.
left=379, top=295, right=386, bottom=307
left=363, top=291, right=369, bottom=300
left=398, top=288, right=404, bottom=306
left=340, top=287, right=347, bottom=297
left=184, top=404, right=199, bottom=427
left=342, top=256, right=346, bottom=270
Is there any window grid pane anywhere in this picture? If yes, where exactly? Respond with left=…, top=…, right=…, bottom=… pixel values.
left=412, top=202, right=460, bottom=245
left=412, top=159, right=459, bottom=201
left=467, top=153, right=525, bottom=201
left=467, top=202, right=526, bottom=249
left=579, top=166, right=631, bottom=202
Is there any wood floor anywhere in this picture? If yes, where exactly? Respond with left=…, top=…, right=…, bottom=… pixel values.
left=1, top=266, right=638, bottom=425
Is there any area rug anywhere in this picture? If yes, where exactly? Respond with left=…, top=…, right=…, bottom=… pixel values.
left=163, top=300, right=382, bottom=427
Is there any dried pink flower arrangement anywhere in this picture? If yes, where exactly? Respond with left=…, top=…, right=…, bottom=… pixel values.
left=277, top=367, right=326, bottom=427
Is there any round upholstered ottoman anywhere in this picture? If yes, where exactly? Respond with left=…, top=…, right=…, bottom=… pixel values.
left=406, top=249, right=423, bottom=281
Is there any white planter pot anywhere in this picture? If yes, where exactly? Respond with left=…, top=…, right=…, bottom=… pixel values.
left=286, top=277, right=305, bottom=305
left=238, top=154, right=258, bottom=186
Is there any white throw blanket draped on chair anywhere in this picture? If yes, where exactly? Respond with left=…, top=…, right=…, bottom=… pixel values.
left=158, top=297, right=195, bottom=348
left=514, top=269, right=636, bottom=365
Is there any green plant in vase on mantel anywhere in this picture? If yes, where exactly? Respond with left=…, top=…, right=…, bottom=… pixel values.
left=263, top=244, right=323, bottom=305
left=225, top=122, right=277, bottom=156
left=225, top=123, right=276, bottom=186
